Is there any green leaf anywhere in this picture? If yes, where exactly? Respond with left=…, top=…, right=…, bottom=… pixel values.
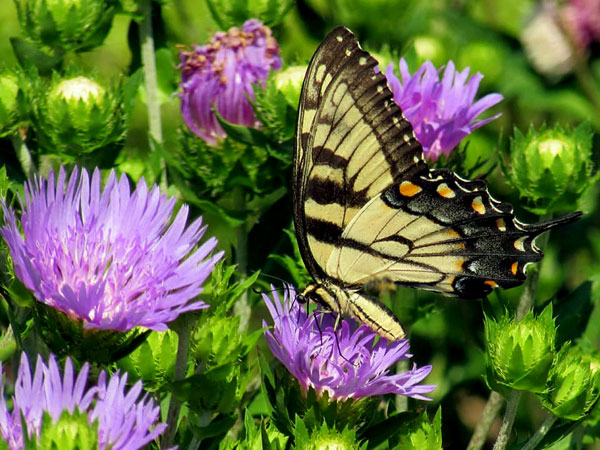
left=214, top=108, right=275, bottom=148
left=10, top=37, right=63, bottom=75
left=553, top=282, right=595, bottom=347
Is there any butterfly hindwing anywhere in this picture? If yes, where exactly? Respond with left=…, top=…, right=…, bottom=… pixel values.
left=328, top=168, right=580, bottom=298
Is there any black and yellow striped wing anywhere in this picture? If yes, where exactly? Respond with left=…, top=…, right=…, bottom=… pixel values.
left=293, top=27, right=580, bottom=305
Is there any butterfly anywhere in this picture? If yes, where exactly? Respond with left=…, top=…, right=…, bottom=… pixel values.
left=292, top=26, right=581, bottom=341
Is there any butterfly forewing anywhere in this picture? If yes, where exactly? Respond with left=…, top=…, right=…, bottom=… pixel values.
left=294, top=26, right=427, bottom=280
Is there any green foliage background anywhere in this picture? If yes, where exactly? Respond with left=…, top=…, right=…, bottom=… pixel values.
left=1, top=0, right=600, bottom=448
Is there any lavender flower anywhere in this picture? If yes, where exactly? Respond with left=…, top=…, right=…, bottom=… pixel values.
left=385, top=59, right=503, bottom=160
left=1, top=167, right=223, bottom=332
left=0, top=353, right=167, bottom=450
left=263, top=287, right=435, bottom=401
left=178, top=19, right=282, bottom=146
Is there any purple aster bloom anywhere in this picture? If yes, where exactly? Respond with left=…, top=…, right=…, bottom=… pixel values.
left=385, top=58, right=503, bottom=161
left=1, top=167, right=223, bottom=332
left=177, top=19, right=282, bottom=146
left=262, top=287, right=436, bottom=401
left=0, top=353, right=167, bottom=450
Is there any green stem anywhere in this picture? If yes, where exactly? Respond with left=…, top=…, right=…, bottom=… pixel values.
left=521, top=414, right=558, bottom=450
left=138, top=0, right=167, bottom=191
left=468, top=213, right=554, bottom=450
left=515, top=213, right=553, bottom=321
left=395, top=358, right=409, bottom=412
left=233, top=186, right=250, bottom=330
left=10, top=132, right=35, bottom=178
left=467, top=391, right=505, bottom=450
left=162, top=317, right=192, bottom=449
left=492, top=390, right=522, bottom=450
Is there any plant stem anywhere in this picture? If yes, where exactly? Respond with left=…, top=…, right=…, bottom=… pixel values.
left=492, top=390, right=522, bottom=450
left=516, top=213, right=552, bottom=320
left=521, top=414, right=558, bottom=450
left=395, top=358, right=409, bottom=412
left=467, top=391, right=505, bottom=450
left=162, top=317, right=192, bottom=448
left=10, top=132, right=35, bottom=178
left=233, top=185, right=250, bottom=330
left=468, top=213, right=554, bottom=450
left=139, top=0, right=167, bottom=191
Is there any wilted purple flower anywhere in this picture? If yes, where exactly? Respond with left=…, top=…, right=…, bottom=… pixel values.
left=385, top=59, right=503, bottom=160
left=263, top=287, right=435, bottom=401
left=0, top=353, right=167, bottom=450
left=1, top=167, right=223, bottom=332
left=178, top=19, right=282, bottom=146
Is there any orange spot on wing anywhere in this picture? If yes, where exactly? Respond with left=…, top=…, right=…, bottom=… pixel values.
left=496, top=218, right=506, bottom=232
left=484, top=280, right=498, bottom=288
left=472, top=196, right=486, bottom=215
left=437, top=183, right=456, bottom=198
left=399, top=181, right=422, bottom=197
left=511, top=262, right=518, bottom=275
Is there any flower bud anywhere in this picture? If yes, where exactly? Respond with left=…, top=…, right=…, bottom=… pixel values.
left=396, top=409, right=443, bottom=450
left=296, top=422, right=358, bottom=450
left=275, top=65, right=306, bottom=108
left=539, top=344, right=600, bottom=420
left=206, top=0, right=293, bottom=29
left=33, top=410, right=99, bottom=449
left=32, top=74, right=127, bottom=158
left=14, top=0, right=116, bottom=52
left=0, top=71, right=21, bottom=137
left=505, top=123, right=596, bottom=214
left=485, top=306, right=556, bottom=393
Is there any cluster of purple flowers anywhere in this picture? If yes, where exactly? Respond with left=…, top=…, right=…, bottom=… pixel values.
left=0, top=353, right=166, bottom=449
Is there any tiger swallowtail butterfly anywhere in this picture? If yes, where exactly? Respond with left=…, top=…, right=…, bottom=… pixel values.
left=293, top=26, right=581, bottom=341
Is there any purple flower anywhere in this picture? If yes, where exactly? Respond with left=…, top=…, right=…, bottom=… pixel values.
left=262, top=287, right=436, bottom=401
left=1, top=167, right=223, bottom=332
left=0, top=353, right=167, bottom=450
left=177, top=19, right=282, bottom=146
left=385, top=59, right=503, bottom=161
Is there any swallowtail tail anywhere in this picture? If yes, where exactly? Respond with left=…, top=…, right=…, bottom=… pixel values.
left=293, top=26, right=581, bottom=341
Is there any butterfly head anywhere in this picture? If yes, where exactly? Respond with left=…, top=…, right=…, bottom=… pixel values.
left=297, top=283, right=346, bottom=315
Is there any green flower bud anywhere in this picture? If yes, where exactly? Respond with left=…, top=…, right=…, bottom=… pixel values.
left=485, top=305, right=556, bottom=393
left=0, top=72, right=21, bottom=137
left=30, top=410, right=99, bottom=450
left=539, top=344, right=600, bottom=420
left=296, top=421, right=359, bottom=450
left=505, top=123, right=597, bottom=215
left=206, top=0, right=293, bottom=28
left=32, top=73, right=127, bottom=158
left=395, top=409, right=443, bottom=450
left=14, top=0, right=116, bottom=52
left=275, top=65, right=306, bottom=108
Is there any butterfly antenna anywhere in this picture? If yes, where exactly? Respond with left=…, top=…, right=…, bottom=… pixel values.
left=251, top=286, right=281, bottom=296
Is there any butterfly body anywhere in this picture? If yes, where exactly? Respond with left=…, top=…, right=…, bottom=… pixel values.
left=293, top=26, right=581, bottom=341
